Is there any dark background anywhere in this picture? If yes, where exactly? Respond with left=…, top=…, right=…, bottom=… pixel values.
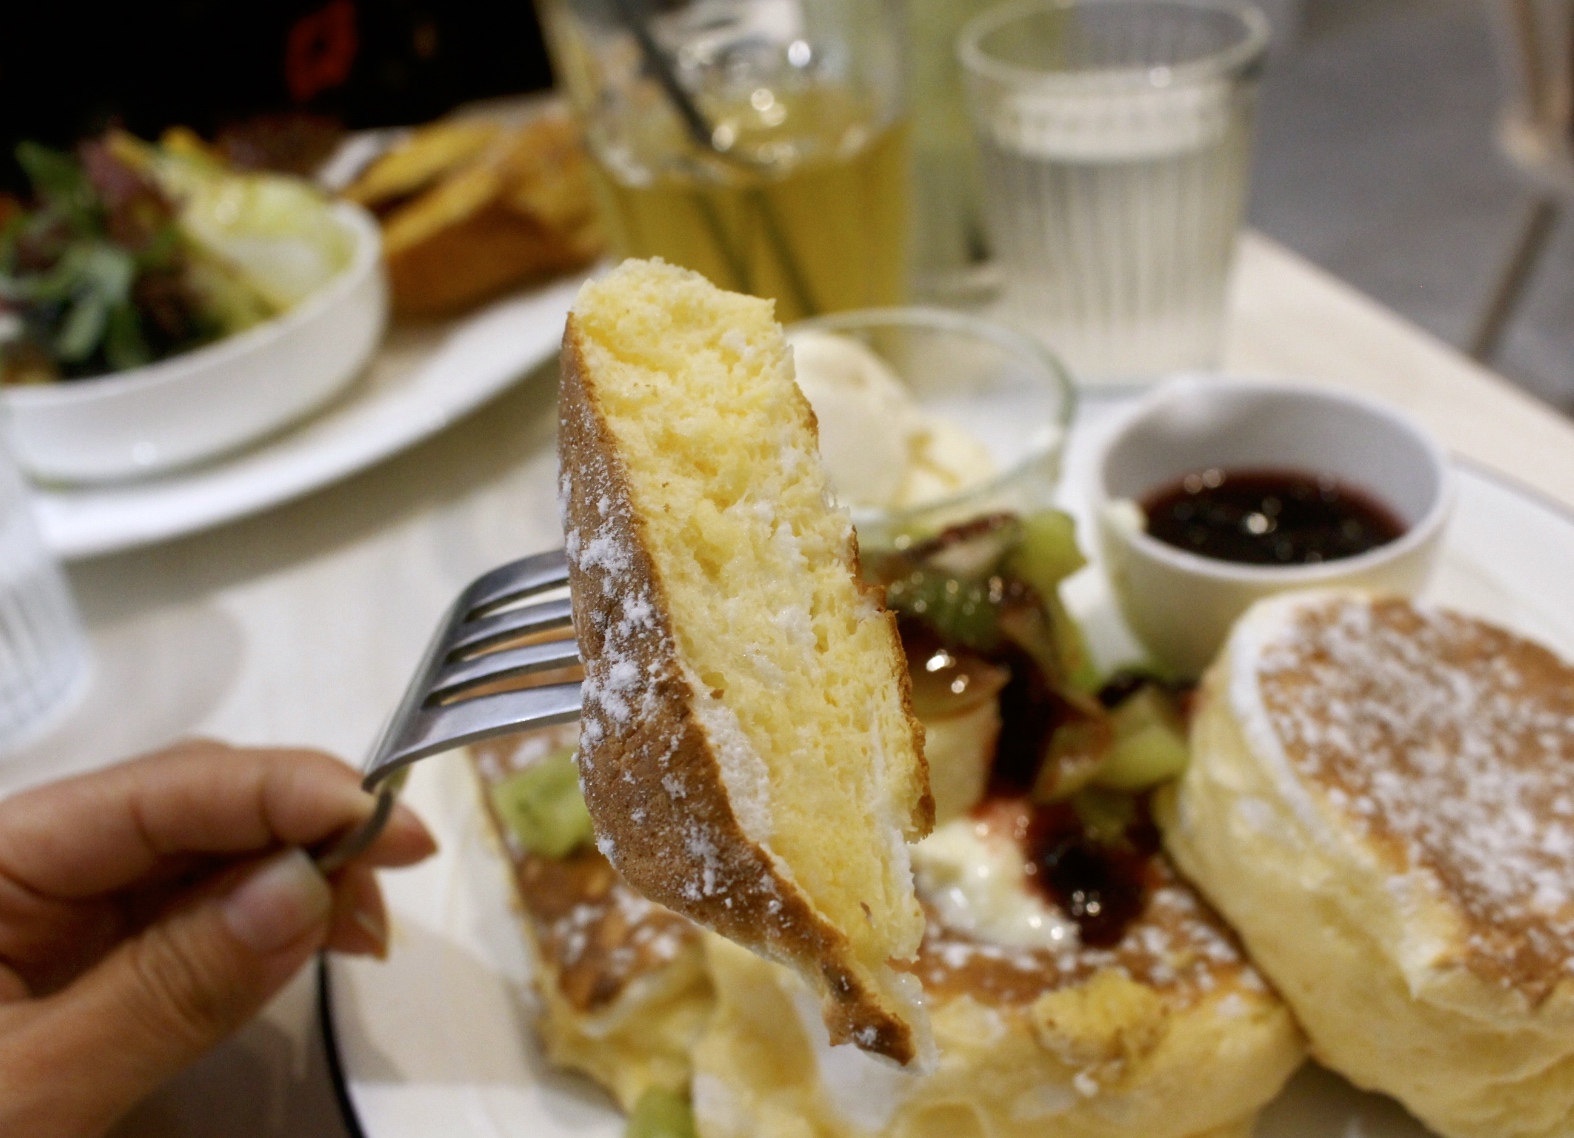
left=0, top=0, right=556, bottom=191
left=4, top=0, right=1569, bottom=410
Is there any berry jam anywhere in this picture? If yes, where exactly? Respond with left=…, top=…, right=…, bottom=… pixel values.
left=1024, top=798, right=1161, bottom=948
left=878, top=512, right=1185, bottom=950
left=1141, top=468, right=1405, bottom=566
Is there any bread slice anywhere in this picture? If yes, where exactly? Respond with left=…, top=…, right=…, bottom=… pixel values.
left=557, top=258, right=935, bottom=1066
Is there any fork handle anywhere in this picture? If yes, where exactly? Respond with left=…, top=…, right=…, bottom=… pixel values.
left=314, top=783, right=399, bottom=874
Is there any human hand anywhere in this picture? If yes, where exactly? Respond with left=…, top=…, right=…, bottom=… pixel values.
left=0, top=739, right=436, bottom=1138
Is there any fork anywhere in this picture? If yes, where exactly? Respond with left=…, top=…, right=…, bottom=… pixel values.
left=314, top=548, right=582, bottom=873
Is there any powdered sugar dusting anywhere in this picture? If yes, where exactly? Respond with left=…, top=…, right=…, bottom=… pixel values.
left=516, top=846, right=697, bottom=1013
left=1246, top=594, right=1574, bottom=987
left=913, top=866, right=1254, bottom=1005
left=470, top=737, right=701, bottom=1014
left=909, top=806, right=1257, bottom=1006
left=560, top=349, right=784, bottom=918
left=688, top=677, right=775, bottom=845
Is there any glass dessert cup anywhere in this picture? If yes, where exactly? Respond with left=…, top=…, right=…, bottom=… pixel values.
left=787, top=306, right=1075, bottom=553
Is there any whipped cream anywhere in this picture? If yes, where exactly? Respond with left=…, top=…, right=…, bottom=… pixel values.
left=911, top=817, right=1079, bottom=950
left=788, top=329, right=996, bottom=511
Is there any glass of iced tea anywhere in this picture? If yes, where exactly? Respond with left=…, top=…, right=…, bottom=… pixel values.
left=537, top=0, right=909, bottom=323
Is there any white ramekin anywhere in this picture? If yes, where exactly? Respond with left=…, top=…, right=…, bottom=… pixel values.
left=1092, top=377, right=1453, bottom=676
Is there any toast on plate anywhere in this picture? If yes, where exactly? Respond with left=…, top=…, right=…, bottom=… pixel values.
left=346, top=109, right=602, bottom=317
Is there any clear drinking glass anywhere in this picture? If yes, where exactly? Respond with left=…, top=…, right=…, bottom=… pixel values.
left=0, top=426, right=89, bottom=753
left=960, top=0, right=1269, bottom=384
left=905, top=0, right=1002, bottom=302
left=537, top=0, right=910, bottom=323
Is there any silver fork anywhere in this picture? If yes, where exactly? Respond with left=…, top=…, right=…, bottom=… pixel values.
left=314, top=548, right=582, bottom=873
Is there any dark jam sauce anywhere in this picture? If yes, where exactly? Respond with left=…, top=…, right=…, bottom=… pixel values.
left=878, top=517, right=1196, bottom=949
left=1141, top=467, right=1406, bottom=566
left=989, top=644, right=1066, bottom=796
left=1024, top=797, right=1162, bottom=948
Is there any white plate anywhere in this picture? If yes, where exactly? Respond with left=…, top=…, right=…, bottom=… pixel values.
left=323, top=397, right=1574, bottom=1138
left=34, top=272, right=587, bottom=560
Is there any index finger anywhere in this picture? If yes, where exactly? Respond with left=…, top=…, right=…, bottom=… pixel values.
left=0, top=740, right=432, bottom=900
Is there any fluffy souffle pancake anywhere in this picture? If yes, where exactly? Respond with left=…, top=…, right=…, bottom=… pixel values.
left=557, top=259, right=934, bottom=1066
left=1162, top=591, right=1574, bottom=1138
left=691, top=796, right=1303, bottom=1138
left=474, top=737, right=1304, bottom=1136
left=471, top=728, right=713, bottom=1109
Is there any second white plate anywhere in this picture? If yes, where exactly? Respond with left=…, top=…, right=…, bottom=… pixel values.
left=35, top=273, right=587, bottom=561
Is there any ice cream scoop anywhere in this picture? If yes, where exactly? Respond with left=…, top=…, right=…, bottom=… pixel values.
left=788, top=328, right=995, bottom=510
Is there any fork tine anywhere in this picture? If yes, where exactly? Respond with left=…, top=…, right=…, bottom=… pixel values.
left=428, top=637, right=583, bottom=701
left=323, top=548, right=583, bottom=873
left=449, top=594, right=575, bottom=656
left=366, top=679, right=584, bottom=788
left=460, top=548, right=570, bottom=619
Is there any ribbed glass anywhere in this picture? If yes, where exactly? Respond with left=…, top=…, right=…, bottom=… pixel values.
left=0, top=429, right=88, bottom=753
left=961, top=0, right=1269, bottom=384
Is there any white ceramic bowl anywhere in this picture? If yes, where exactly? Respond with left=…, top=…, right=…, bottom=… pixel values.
left=4, top=202, right=387, bottom=484
left=1093, top=377, right=1453, bottom=676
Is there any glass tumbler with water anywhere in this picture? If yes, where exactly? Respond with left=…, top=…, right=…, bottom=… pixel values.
left=961, top=0, right=1269, bottom=383
left=0, top=427, right=89, bottom=754
left=537, top=0, right=910, bottom=323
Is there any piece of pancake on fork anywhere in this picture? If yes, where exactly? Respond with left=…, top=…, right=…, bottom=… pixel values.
left=556, top=258, right=935, bottom=1067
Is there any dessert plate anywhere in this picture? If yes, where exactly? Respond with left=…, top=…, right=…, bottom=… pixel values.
left=323, top=396, right=1574, bottom=1138
left=33, top=272, right=587, bottom=561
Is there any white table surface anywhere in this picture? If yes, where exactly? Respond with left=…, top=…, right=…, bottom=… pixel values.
left=7, top=232, right=1574, bottom=1138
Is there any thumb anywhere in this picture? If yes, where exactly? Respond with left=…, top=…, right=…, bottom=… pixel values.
left=6, top=849, right=332, bottom=1137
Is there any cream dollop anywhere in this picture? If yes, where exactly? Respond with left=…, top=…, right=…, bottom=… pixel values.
left=911, top=817, right=1080, bottom=950
left=788, top=329, right=996, bottom=510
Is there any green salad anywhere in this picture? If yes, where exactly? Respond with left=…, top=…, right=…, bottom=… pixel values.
left=0, top=131, right=353, bottom=385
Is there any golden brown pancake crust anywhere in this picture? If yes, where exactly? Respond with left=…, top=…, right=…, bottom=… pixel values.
left=556, top=318, right=925, bottom=1063
left=472, top=735, right=702, bottom=1014
left=909, top=800, right=1264, bottom=1007
left=1253, top=596, right=1574, bottom=995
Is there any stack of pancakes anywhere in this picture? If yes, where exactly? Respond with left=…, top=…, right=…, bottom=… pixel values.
left=692, top=800, right=1301, bottom=1138
left=473, top=731, right=1303, bottom=1137
left=476, top=590, right=1574, bottom=1138
left=476, top=259, right=1574, bottom=1136
left=1164, top=592, right=1574, bottom=1138
left=473, top=727, right=712, bottom=1111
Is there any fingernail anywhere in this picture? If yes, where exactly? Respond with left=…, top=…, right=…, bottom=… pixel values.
left=329, top=783, right=380, bottom=823
left=353, top=906, right=388, bottom=959
left=392, top=803, right=439, bottom=857
left=221, top=849, right=333, bottom=955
